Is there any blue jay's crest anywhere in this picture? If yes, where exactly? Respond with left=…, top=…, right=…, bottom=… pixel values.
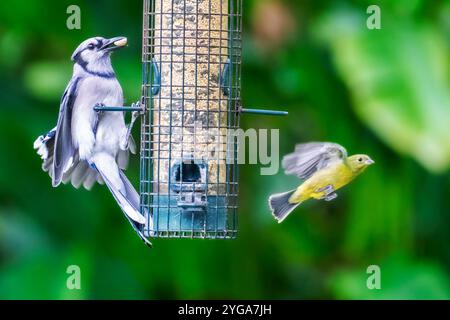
left=34, top=36, right=151, bottom=247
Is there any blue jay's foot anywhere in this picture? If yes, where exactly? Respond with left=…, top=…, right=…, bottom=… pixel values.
left=120, top=103, right=141, bottom=150
left=130, top=102, right=141, bottom=126
left=131, top=107, right=140, bottom=122
left=93, top=103, right=105, bottom=134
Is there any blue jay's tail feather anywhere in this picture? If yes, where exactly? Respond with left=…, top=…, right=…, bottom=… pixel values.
left=91, top=153, right=145, bottom=225
left=119, top=170, right=153, bottom=247
left=91, top=153, right=152, bottom=247
left=268, top=189, right=300, bottom=223
left=35, top=129, right=151, bottom=247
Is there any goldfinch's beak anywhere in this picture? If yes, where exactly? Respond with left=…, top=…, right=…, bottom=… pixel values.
left=365, top=158, right=375, bottom=165
left=100, top=37, right=127, bottom=52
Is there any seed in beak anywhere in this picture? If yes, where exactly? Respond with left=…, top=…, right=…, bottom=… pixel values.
left=114, top=38, right=127, bottom=47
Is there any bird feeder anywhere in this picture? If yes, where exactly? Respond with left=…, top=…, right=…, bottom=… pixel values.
left=140, top=0, right=243, bottom=239
left=95, top=0, right=287, bottom=242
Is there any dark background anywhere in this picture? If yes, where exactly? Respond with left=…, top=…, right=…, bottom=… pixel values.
left=0, top=0, right=449, bottom=299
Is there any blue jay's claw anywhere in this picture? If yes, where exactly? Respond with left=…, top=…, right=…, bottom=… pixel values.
left=131, top=101, right=144, bottom=113
left=121, top=104, right=141, bottom=150
left=93, top=103, right=105, bottom=134
left=94, top=103, right=105, bottom=112
left=129, top=102, right=141, bottom=122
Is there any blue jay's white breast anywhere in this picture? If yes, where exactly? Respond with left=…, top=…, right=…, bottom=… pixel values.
left=71, top=76, right=125, bottom=160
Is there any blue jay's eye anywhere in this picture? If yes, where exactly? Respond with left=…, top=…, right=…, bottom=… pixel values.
left=88, top=43, right=95, bottom=50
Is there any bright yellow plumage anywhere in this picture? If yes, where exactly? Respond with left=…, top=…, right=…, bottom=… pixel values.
left=289, top=155, right=371, bottom=204
left=269, top=142, right=374, bottom=223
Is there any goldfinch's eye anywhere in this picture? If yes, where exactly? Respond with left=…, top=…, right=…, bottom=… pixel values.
left=88, top=43, right=95, bottom=50
left=358, top=157, right=363, bottom=162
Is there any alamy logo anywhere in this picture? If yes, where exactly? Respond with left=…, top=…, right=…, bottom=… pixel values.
left=366, top=5, right=381, bottom=30
left=67, top=5, right=81, bottom=30
left=366, top=265, right=381, bottom=290
left=66, top=265, right=81, bottom=290
left=184, top=122, right=280, bottom=176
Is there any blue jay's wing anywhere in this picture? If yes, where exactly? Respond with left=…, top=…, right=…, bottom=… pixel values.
left=34, top=127, right=57, bottom=175
left=35, top=124, right=103, bottom=190
left=282, top=142, right=348, bottom=180
left=91, top=154, right=152, bottom=247
left=52, top=77, right=81, bottom=187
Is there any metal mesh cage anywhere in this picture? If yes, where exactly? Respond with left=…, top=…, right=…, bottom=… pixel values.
left=140, top=0, right=242, bottom=239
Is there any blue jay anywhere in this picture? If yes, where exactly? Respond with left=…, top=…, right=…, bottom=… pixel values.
left=34, top=36, right=151, bottom=247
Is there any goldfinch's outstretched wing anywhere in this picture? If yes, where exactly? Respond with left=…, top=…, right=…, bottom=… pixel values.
left=282, top=142, right=347, bottom=180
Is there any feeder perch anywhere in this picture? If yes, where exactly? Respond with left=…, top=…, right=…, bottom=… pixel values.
left=95, top=0, right=287, bottom=241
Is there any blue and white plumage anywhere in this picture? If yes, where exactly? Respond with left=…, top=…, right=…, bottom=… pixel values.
left=34, top=36, right=151, bottom=247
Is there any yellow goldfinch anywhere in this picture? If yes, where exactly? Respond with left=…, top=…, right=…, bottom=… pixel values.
left=269, top=142, right=375, bottom=223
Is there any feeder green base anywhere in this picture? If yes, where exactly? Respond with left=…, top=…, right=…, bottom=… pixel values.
left=144, top=195, right=237, bottom=239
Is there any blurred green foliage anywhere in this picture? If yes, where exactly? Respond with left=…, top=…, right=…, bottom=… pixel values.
left=0, top=0, right=449, bottom=299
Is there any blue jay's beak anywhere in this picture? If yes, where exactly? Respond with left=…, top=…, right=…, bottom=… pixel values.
left=100, top=37, right=128, bottom=52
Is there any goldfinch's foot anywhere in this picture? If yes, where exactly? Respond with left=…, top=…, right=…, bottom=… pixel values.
left=316, top=184, right=334, bottom=195
left=324, top=193, right=338, bottom=201
left=316, top=185, right=337, bottom=201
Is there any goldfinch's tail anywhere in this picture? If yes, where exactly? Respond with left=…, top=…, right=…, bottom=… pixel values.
left=268, top=189, right=300, bottom=223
